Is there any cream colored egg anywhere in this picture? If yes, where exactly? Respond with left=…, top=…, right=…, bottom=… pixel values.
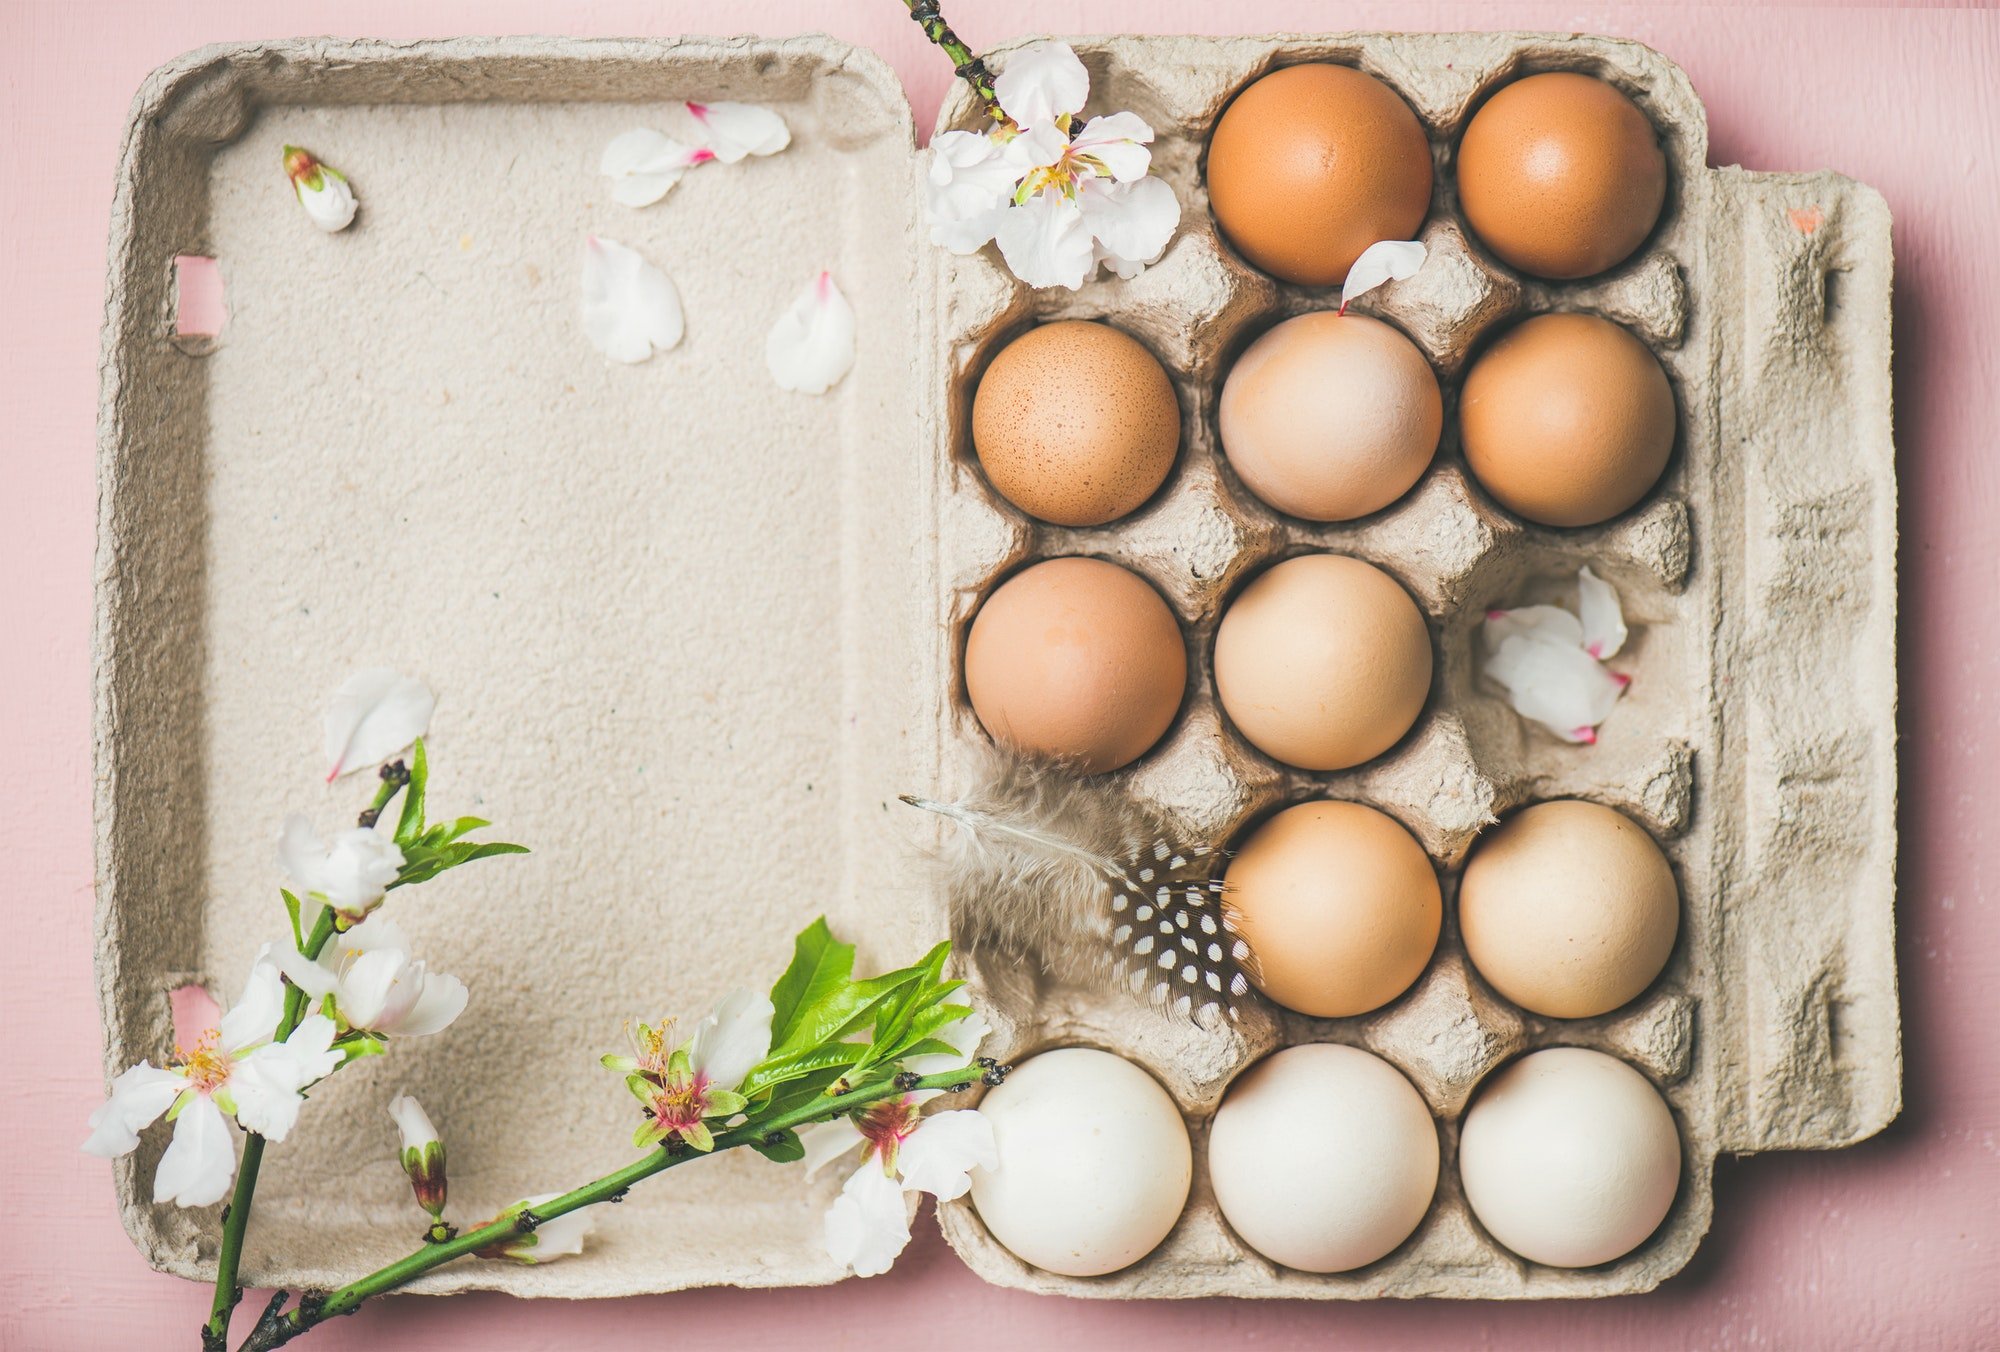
left=1458, top=799, right=1679, bottom=1018
left=970, top=1047, right=1192, bottom=1276
left=1459, top=1048, right=1681, bottom=1268
left=1209, top=1044, right=1439, bottom=1272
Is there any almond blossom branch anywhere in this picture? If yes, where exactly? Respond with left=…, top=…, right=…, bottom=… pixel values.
left=904, top=0, right=999, bottom=115
left=235, top=1064, right=1004, bottom=1351
left=204, top=765, right=409, bottom=1349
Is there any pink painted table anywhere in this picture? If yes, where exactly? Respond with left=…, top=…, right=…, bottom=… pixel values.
left=4, top=2, right=1994, bottom=1346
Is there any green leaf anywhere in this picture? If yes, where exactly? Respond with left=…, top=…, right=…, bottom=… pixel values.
left=335, top=1032, right=387, bottom=1065
left=395, top=738, right=429, bottom=843
left=281, top=889, right=304, bottom=949
left=768, top=918, right=853, bottom=1048
left=423, top=816, right=491, bottom=847
left=738, top=1042, right=869, bottom=1099
left=749, top=1128, right=805, bottom=1164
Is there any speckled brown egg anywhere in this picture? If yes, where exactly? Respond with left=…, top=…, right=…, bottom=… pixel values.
left=972, top=322, right=1180, bottom=527
left=1219, top=312, right=1441, bottom=521
left=1459, top=313, right=1675, bottom=528
left=1459, top=800, right=1680, bottom=1019
left=964, top=557, right=1185, bottom=774
left=1457, top=72, right=1668, bottom=280
left=1224, top=800, right=1441, bottom=1018
left=1206, top=64, right=1433, bottom=286
left=1213, top=554, right=1431, bottom=771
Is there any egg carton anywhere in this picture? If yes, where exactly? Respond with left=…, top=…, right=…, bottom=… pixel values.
left=92, top=31, right=1893, bottom=1304
left=925, top=33, right=1898, bottom=1299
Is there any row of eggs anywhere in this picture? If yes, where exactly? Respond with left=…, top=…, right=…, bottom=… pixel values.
left=1207, top=65, right=1670, bottom=286
left=972, top=1043, right=1681, bottom=1278
left=977, top=312, right=1677, bottom=534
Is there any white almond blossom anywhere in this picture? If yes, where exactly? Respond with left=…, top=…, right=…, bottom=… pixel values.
left=323, top=668, right=434, bottom=782
left=923, top=41, right=1180, bottom=290
left=580, top=235, right=686, bottom=363
left=766, top=271, right=856, bottom=395
left=83, top=954, right=340, bottom=1207
left=600, top=128, right=715, bottom=207
left=802, top=1013, right=998, bottom=1277
left=283, top=145, right=357, bottom=233
left=1481, top=567, right=1632, bottom=744
left=607, top=988, right=775, bottom=1153
left=279, top=914, right=467, bottom=1037
left=279, top=814, right=405, bottom=924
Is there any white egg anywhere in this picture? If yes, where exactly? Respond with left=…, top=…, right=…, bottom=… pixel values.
left=969, top=1047, right=1192, bottom=1276
left=1458, top=1047, right=1681, bottom=1268
left=1208, top=1043, right=1439, bottom=1272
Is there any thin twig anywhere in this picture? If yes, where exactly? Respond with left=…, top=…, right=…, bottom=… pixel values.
left=903, top=0, right=1001, bottom=116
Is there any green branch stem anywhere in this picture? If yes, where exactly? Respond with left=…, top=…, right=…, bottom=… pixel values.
left=204, top=769, right=406, bottom=1349
left=236, top=1066, right=992, bottom=1350
left=902, top=0, right=1000, bottom=116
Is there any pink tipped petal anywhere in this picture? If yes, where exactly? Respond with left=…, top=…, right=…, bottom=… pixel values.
left=323, top=669, right=435, bottom=782
left=1483, top=633, right=1627, bottom=740
left=1339, top=240, right=1428, bottom=313
left=1613, top=670, right=1633, bottom=689
left=1576, top=566, right=1629, bottom=659
left=686, top=101, right=790, bottom=162
left=1480, top=604, right=1582, bottom=654
left=581, top=236, right=685, bottom=363
left=601, top=128, right=711, bottom=207
left=1571, top=726, right=1599, bottom=744
left=766, top=271, right=857, bottom=395
left=992, top=41, right=1090, bottom=130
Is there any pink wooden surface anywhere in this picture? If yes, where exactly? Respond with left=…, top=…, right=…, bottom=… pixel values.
left=4, top=2, right=1995, bottom=1346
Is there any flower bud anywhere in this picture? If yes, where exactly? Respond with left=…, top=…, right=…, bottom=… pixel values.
left=388, top=1092, right=446, bottom=1218
left=283, top=144, right=358, bottom=233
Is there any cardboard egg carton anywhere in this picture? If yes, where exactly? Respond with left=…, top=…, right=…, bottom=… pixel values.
left=927, top=34, right=1898, bottom=1299
left=93, top=31, right=1892, bottom=1303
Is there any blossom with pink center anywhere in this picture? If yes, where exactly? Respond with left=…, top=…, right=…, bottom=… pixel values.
left=800, top=1013, right=997, bottom=1276
left=605, top=988, right=773, bottom=1153
left=84, top=951, right=340, bottom=1207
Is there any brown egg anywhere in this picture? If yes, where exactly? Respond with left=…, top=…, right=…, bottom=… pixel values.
left=1213, top=554, right=1431, bottom=771
left=1457, top=72, right=1668, bottom=280
left=1459, top=800, right=1679, bottom=1018
left=965, top=557, right=1185, bottom=774
left=1459, top=313, right=1674, bottom=528
left=1224, top=801, right=1441, bottom=1017
left=1207, top=64, right=1432, bottom=286
left=1219, top=312, right=1441, bottom=521
left=972, top=322, right=1180, bottom=527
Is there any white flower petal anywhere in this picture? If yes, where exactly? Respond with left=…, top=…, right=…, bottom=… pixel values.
left=1484, top=632, right=1627, bottom=743
left=685, top=101, right=790, bottom=163
left=1071, top=111, right=1156, bottom=182
left=1577, top=566, right=1629, bottom=660
left=84, top=1063, right=187, bottom=1157
left=335, top=948, right=407, bottom=1028
left=581, top=235, right=685, bottom=364
left=232, top=1015, right=340, bottom=1142
left=766, top=271, right=856, bottom=395
left=600, top=128, right=713, bottom=207
left=388, top=1091, right=441, bottom=1153
left=394, top=969, right=469, bottom=1038
left=924, top=131, right=1021, bottom=254
left=994, top=191, right=1096, bottom=291
left=1339, top=240, right=1428, bottom=312
left=824, top=1161, right=912, bottom=1277
left=686, top=988, right=774, bottom=1093
left=798, top=1117, right=868, bottom=1179
left=153, top=1095, right=236, bottom=1207
left=502, top=1194, right=593, bottom=1262
left=282, top=821, right=404, bottom=921
left=895, top=1109, right=997, bottom=1202
left=994, top=41, right=1090, bottom=130
left=1080, top=175, right=1181, bottom=280
left=217, top=955, right=285, bottom=1053
left=1000, top=121, right=1070, bottom=173
left=323, top=668, right=435, bottom=781
left=1482, top=603, right=1584, bottom=653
